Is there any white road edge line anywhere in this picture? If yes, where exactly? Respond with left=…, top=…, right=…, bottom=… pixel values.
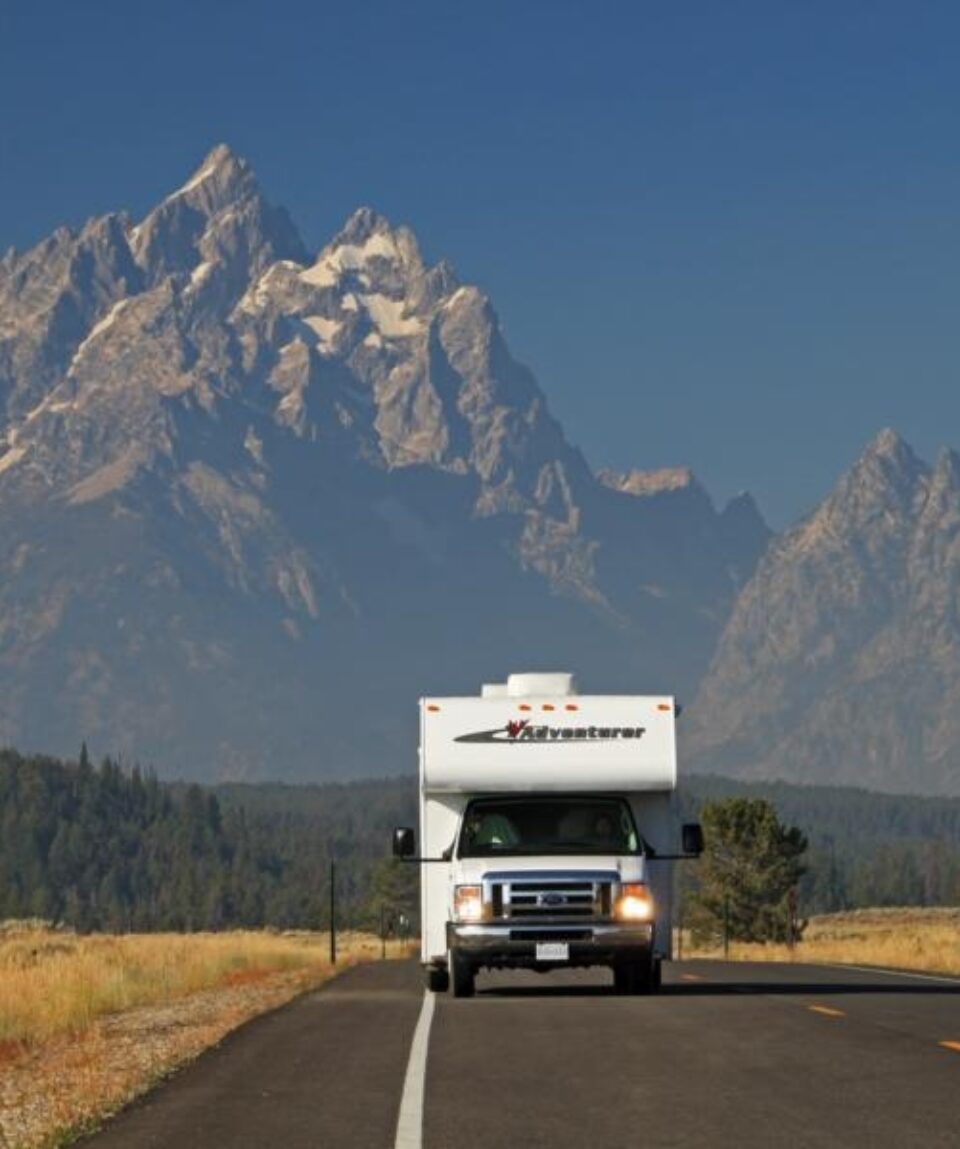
left=825, top=963, right=960, bottom=986
left=394, top=990, right=436, bottom=1149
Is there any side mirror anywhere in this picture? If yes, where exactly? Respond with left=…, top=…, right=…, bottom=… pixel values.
left=393, top=827, right=416, bottom=858
left=682, top=822, right=704, bottom=856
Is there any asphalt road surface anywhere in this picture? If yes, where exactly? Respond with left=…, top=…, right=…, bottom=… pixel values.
left=83, top=958, right=960, bottom=1148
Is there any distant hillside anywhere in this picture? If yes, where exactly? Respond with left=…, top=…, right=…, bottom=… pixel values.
left=686, top=430, right=960, bottom=795
left=2, top=748, right=958, bottom=932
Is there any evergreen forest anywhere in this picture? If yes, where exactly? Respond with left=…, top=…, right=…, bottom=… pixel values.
left=1, top=747, right=958, bottom=933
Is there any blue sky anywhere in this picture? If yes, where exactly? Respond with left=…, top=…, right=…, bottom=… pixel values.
left=2, top=0, right=959, bottom=526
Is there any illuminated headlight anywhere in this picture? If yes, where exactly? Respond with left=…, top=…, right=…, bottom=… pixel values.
left=454, top=884, right=484, bottom=922
left=615, top=883, right=655, bottom=922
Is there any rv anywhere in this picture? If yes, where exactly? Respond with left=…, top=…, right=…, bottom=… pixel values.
left=393, top=672, right=703, bottom=997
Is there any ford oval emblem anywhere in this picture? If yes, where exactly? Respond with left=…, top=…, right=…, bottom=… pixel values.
left=541, top=893, right=566, bottom=906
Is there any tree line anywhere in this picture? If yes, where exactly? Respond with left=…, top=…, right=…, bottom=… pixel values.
left=676, top=774, right=960, bottom=912
left=1, top=746, right=958, bottom=933
left=0, top=747, right=416, bottom=932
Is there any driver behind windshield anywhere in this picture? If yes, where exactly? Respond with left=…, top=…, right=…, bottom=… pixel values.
left=460, top=800, right=637, bottom=855
left=463, top=810, right=520, bottom=849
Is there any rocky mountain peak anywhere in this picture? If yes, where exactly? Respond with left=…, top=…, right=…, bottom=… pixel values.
left=315, top=207, right=426, bottom=291
left=595, top=466, right=725, bottom=525
left=130, top=145, right=307, bottom=284
left=931, top=447, right=960, bottom=490
left=597, top=466, right=684, bottom=494
left=168, top=143, right=254, bottom=210
left=913, top=447, right=960, bottom=539
left=686, top=429, right=960, bottom=794
left=336, top=205, right=395, bottom=245
left=0, top=208, right=144, bottom=423
left=855, top=426, right=926, bottom=485
left=598, top=466, right=701, bottom=498
left=818, top=427, right=929, bottom=534
left=719, top=490, right=769, bottom=536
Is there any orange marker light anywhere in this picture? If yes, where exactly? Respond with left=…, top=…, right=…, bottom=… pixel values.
left=542, top=704, right=555, bottom=711
left=427, top=705, right=440, bottom=712
left=657, top=703, right=671, bottom=712
left=565, top=704, right=579, bottom=711
left=519, top=704, right=531, bottom=712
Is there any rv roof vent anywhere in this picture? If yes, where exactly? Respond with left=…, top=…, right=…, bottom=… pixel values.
left=507, top=672, right=576, bottom=698
left=481, top=683, right=510, bottom=698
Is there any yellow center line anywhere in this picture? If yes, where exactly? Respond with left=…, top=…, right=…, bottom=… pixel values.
left=808, top=1004, right=846, bottom=1019
left=939, top=1041, right=960, bottom=1054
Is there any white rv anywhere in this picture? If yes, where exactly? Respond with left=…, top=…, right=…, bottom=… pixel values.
left=393, top=672, right=703, bottom=997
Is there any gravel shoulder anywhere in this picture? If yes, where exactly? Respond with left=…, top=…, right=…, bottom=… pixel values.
left=0, top=966, right=350, bottom=1149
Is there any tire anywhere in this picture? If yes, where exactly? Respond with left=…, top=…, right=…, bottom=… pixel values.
left=613, top=963, right=635, bottom=995
left=449, top=950, right=475, bottom=998
left=426, top=966, right=449, bottom=993
left=614, top=957, right=655, bottom=996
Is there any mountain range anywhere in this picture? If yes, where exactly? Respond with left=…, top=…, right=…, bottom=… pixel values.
left=0, top=145, right=768, bottom=781
left=3, top=147, right=959, bottom=794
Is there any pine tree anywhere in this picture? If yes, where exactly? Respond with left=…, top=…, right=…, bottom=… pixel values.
left=687, top=797, right=808, bottom=944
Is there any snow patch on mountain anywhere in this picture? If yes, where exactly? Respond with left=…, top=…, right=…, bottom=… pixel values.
left=360, top=293, right=422, bottom=338
left=301, top=314, right=342, bottom=348
left=299, top=259, right=338, bottom=288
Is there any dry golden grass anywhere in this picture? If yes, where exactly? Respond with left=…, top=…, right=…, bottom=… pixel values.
left=683, top=906, right=960, bottom=976
left=0, top=926, right=401, bottom=1149
left=0, top=925, right=383, bottom=1050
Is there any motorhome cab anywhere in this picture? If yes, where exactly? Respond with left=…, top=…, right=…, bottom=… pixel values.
left=393, top=672, right=703, bottom=997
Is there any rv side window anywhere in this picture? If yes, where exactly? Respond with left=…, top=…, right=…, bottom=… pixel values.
left=458, top=797, right=641, bottom=857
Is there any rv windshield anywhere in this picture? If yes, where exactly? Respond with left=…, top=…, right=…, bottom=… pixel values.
left=458, top=797, right=640, bottom=857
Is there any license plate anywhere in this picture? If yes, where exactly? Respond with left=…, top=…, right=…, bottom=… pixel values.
left=535, top=942, right=569, bottom=961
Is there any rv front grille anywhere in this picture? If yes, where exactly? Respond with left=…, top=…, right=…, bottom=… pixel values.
left=490, top=877, right=611, bottom=921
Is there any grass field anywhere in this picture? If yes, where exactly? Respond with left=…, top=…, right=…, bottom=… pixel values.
left=0, top=923, right=386, bottom=1050
left=0, top=924, right=394, bottom=1149
left=683, top=906, right=960, bottom=976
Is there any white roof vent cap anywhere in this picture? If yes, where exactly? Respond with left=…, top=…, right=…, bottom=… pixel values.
left=507, top=672, right=576, bottom=698
left=481, top=683, right=510, bottom=698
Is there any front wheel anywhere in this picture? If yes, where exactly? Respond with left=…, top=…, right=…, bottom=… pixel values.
left=614, top=957, right=655, bottom=996
left=426, top=966, right=449, bottom=993
left=449, top=950, right=475, bottom=998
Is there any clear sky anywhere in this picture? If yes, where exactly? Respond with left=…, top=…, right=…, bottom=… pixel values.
left=2, top=0, right=959, bottom=526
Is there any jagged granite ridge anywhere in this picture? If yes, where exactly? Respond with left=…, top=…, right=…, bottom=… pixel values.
left=684, top=429, right=960, bottom=795
left=0, top=145, right=769, bottom=780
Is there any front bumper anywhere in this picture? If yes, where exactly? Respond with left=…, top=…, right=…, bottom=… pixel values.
left=447, top=920, right=654, bottom=969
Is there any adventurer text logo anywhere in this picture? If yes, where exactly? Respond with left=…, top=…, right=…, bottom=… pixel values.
left=454, top=720, right=646, bottom=744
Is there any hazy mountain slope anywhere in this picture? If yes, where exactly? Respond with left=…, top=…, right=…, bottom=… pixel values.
left=0, top=146, right=768, bottom=780
left=685, top=429, right=960, bottom=795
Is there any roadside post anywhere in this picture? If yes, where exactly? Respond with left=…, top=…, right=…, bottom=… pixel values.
left=788, top=887, right=798, bottom=951
left=330, top=859, right=337, bottom=965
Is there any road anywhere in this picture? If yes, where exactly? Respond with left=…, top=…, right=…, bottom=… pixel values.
left=83, top=958, right=960, bottom=1148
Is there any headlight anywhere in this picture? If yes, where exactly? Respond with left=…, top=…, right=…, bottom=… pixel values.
left=615, top=883, right=655, bottom=922
left=454, top=884, right=484, bottom=922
